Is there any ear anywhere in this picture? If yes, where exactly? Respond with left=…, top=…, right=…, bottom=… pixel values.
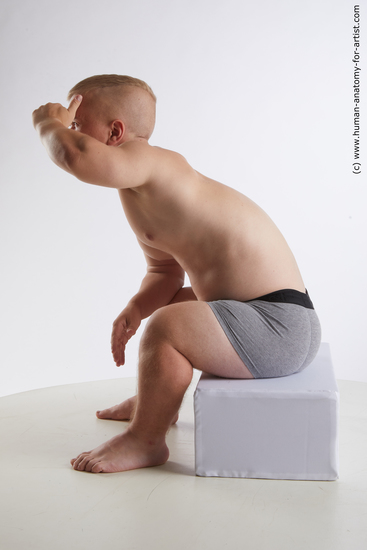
left=107, top=120, right=125, bottom=146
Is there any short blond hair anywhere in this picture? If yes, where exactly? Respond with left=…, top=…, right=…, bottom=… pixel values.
left=67, top=74, right=157, bottom=140
left=67, top=74, right=156, bottom=102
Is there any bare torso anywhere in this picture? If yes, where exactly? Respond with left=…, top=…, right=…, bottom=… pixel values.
left=118, top=146, right=305, bottom=302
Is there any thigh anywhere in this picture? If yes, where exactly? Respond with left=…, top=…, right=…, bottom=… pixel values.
left=143, top=301, right=254, bottom=379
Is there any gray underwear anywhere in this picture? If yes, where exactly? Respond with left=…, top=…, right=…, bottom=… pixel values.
left=208, top=289, right=321, bottom=379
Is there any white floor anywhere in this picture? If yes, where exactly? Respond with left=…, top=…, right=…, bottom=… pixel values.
left=1, top=374, right=367, bottom=550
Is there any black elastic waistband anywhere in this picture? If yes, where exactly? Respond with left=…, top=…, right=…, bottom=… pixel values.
left=249, top=289, right=314, bottom=309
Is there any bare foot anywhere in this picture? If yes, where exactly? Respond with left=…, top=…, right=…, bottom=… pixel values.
left=96, top=396, right=136, bottom=421
left=70, top=428, right=169, bottom=473
left=96, top=395, right=179, bottom=424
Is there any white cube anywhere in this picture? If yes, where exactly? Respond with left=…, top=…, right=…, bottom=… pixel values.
left=194, top=343, right=339, bottom=480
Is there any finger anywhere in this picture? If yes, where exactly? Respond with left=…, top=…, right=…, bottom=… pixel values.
left=113, top=341, right=125, bottom=366
left=111, top=323, right=130, bottom=349
left=113, top=345, right=125, bottom=367
left=116, top=353, right=125, bottom=367
left=111, top=321, right=134, bottom=366
left=111, top=329, right=128, bottom=351
left=67, top=94, right=83, bottom=118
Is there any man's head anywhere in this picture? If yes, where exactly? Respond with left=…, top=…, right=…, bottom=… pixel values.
left=67, top=74, right=156, bottom=144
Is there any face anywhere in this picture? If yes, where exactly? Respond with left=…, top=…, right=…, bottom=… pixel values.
left=69, top=94, right=111, bottom=144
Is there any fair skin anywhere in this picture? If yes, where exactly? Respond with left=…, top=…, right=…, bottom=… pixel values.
left=33, top=88, right=305, bottom=473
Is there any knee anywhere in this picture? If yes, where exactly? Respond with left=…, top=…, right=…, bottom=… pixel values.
left=139, top=306, right=193, bottom=384
left=140, top=306, right=174, bottom=350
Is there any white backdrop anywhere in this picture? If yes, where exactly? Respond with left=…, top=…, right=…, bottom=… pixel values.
left=1, top=0, right=366, bottom=396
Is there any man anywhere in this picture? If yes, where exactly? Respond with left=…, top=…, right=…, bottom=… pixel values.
left=33, top=74, right=321, bottom=473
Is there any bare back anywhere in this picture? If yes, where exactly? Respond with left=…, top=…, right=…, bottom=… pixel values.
left=118, top=146, right=305, bottom=302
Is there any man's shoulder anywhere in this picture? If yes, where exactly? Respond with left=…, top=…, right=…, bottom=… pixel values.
left=121, top=141, right=186, bottom=162
left=122, top=142, right=193, bottom=182
left=119, top=140, right=163, bottom=153
left=118, top=141, right=170, bottom=164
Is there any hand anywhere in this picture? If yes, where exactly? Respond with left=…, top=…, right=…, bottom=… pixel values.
left=111, top=304, right=142, bottom=366
left=32, top=95, right=83, bottom=130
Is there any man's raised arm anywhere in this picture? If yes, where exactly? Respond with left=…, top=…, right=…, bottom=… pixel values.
left=32, top=96, right=150, bottom=189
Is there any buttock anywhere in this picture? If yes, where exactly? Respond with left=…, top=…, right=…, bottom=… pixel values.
left=207, top=290, right=321, bottom=379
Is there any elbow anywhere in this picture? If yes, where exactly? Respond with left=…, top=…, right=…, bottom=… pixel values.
left=42, top=126, right=87, bottom=177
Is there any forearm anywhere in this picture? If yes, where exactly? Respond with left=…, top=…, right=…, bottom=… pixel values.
left=32, top=96, right=93, bottom=176
left=127, top=270, right=185, bottom=319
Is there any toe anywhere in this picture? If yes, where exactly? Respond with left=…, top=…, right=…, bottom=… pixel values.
left=85, top=457, right=99, bottom=473
left=78, top=455, right=92, bottom=471
left=96, top=408, right=114, bottom=419
left=72, top=452, right=90, bottom=471
left=91, top=461, right=105, bottom=473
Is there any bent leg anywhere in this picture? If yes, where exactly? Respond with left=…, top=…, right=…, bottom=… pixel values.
left=71, top=302, right=253, bottom=473
left=96, top=287, right=197, bottom=422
